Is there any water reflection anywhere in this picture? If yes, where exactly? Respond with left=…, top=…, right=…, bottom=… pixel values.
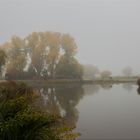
left=35, top=83, right=137, bottom=119
left=122, top=83, right=134, bottom=91
left=33, top=83, right=138, bottom=139
left=100, top=83, right=113, bottom=90
left=83, top=84, right=100, bottom=95
left=35, top=84, right=84, bottom=128
left=137, top=86, right=140, bottom=95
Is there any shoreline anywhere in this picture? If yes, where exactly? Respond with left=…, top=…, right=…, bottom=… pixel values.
left=0, top=78, right=138, bottom=87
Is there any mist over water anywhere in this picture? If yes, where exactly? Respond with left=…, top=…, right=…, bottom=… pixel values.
left=77, top=84, right=140, bottom=139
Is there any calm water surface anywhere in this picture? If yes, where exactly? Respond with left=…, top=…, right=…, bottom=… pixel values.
left=36, top=83, right=140, bottom=140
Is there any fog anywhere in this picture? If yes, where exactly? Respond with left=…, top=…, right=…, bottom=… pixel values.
left=0, top=0, right=140, bottom=75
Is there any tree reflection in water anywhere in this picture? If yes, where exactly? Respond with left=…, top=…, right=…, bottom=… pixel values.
left=137, top=86, right=140, bottom=95
left=32, top=82, right=140, bottom=139
left=122, top=83, right=134, bottom=91
left=83, top=84, right=100, bottom=95
left=100, top=83, right=113, bottom=90
left=35, top=84, right=84, bottom=128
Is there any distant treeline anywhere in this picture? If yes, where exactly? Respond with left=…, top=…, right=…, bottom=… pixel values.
left=0, top=32, right=83, bottom=80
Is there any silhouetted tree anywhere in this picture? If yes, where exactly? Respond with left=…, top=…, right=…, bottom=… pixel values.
left=122, top=66, right=133, bottom=77
left=100, top=70, right=112, bottom=79
left=83, top=64, right=100, bottom=79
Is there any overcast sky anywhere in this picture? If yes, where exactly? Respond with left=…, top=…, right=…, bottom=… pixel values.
left=0, top=0, right=140, bottom=75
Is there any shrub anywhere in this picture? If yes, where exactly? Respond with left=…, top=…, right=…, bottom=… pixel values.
left=0, top=82, right=79, bottom=140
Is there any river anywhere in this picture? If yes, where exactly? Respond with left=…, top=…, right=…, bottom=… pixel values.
left=35, top=83, right=140, bottom=140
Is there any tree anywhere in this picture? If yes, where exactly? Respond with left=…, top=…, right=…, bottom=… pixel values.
left=83, top=65, right=100, bottom=79
left=122, top=66, right=133, bottom=77
left=6, top=53, right=27, bottom=79
left=2, top=36, right=27, bottom=79
left=25, top=32, right=79, bottom=79
left=0, top=49, right=7, bottom=75
left=100, top=70, right=112, bottom=79
left=46, top=32, right=61, bottom=78
left=55, top=34, right=82, bottom=79
left=61, top=34, right=77, bottom=57
left=55, top=55, right=83, bottom=79
left=25, top=32, right=47, bottom=77
left=1, top=31, right=83, bottom=80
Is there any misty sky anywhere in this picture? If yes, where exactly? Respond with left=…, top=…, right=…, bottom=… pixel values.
left=0, top=0, right=140, bottom=75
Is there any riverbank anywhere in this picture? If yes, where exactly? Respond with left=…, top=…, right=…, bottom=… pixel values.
left=1, top=77, right=138, bottom=87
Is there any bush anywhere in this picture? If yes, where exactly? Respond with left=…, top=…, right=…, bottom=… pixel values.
left=0, top=82, right=79, bottom=140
